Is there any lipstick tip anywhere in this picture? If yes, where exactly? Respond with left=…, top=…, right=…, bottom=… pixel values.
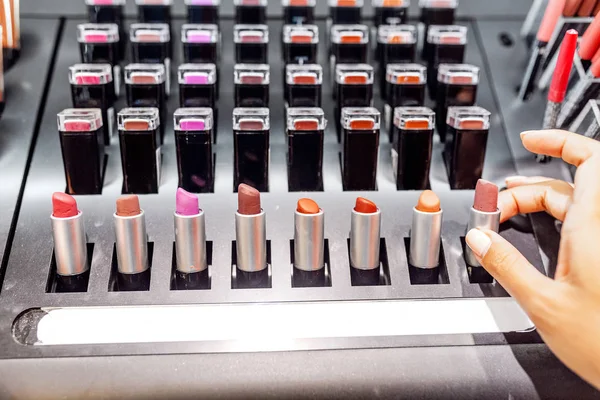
left=238, top=184, right=261, bottom=215
left=473, top=179, right=499, bottom=213
left=52, top=192, right=79, bottom=218
left=176, top=188, right=200, bottom=216
left=354, top=197, right=378, bottom=214
left=416, top=190, right=441, bottom=213
left=297, top=198, right=320, bottom=214
left=116, top=195, right=141, bottom=217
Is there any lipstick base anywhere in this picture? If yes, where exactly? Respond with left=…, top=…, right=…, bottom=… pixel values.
left=233, top=268, right=271, bottom=289
left=292, top=268, right=328, bottom=288
left=404, top=238, right=450, bottom=285
left=116, top=270, right=151, bottom=292
left=174, top=270, right=211, bottom=291
left=52, top=271, right=91, bottom=293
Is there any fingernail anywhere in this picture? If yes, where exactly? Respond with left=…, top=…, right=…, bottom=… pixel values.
left=505, top=175, right=525, bottom=184
left=466, top=229, right=492, bottom=258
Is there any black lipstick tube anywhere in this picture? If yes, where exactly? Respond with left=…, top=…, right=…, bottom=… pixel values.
left=335, top=63, right=374, bottom=139
left=233, top=108, right=270, bottom=192
left=234, top=63, right=270, bottom=107
left=57, top=108, right=105, bottom=195
left=124, top=63, right=167, bottom=143
left=373, top=0, right=409, bottom=27
left=285, top=64, right=323, bottom=107
left=283, top=0, right=316, bottom=24
left=330, top=24, right=369, bottom=72
left=178, top=63, right=218, bottom=141
left=283, top=24, right=319, bottom=65
left=234, top=24, right=269, bottom=64
left=234, top=0, right=267, bottom=24
left=185, top=0, right=220, bottom=24
left=130, top=23, right=172, bottom=96
left=392, top=107, right=435, bottom=190
left=86, top=0, right=126, bottom=60
left=377, top=25, right=417, bottom=97
left=436, top=63, right=479, bottom=142
left=117, top=107, right=162, bottom=194
left=287, top=107, right=326, bottom=191
left=181, top=24, right=219, bottom=63
left=341, top=107, right=381, bottom=191
left=419, top=0, right=458, bottom=59
left=444, top=106, right=491, bottom=190
left=384, top=64, right=426, bottom=140
left=174, top=108, right=215, bottom=193
left=69, top=63, right=116, bottom=144
left=425, top=25, right=467, bottom=99
left=328, top=0, right=363, bottom=25
left=136, top=0, right=172, bottom=25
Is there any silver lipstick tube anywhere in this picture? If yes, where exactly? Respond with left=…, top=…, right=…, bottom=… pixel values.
left=114, top=210, right=148, bottom=274
left=51, top=212, right=88, bottom=276
left=294, top=209, right=325, bottom=272
left=235, top=210, right=267, bottom=272
left=350, top=208, right=381, bottom=270
left=409, top=207, right=442, bottom=269
left=174, top=211, right=207, bottom=274
left=465, top=207, right=501, bottom=267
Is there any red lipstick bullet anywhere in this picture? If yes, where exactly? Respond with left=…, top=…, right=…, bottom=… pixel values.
left=350, top=197, right=381, bottom=286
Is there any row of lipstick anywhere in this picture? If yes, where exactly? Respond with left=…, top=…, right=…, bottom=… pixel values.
left=50, top=179, right=499, bottom=292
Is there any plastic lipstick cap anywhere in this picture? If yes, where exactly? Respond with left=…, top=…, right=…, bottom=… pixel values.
left=57, top=108, right=104, bottom=132
left=174, top=107, right=214, bottom=131
left=287, top=107, right=327, bottom=131
left=118, top=108, right=160, bottom=131
left=233, top=107, right=270, bottom=131
left=77, top=23, right=120, bottom=43
left=328, top=0, right=364, bottom=6
left=234, top=63, right=270, bottom=84
left=185, top=0, right=221, bottom=4
left=69, top=63, right=114, bottom=85
left=427, top=25, right=468, bottom=45
left=181, top=24, right=219, bottom=43
left=341, top=107, right=381, bottom=130
left=283, top=24, right=319, bottom=44
left=377, top=24, right=417, bottom=44
left=372, top=0, right=410, bottom=8
left=130, top=23, right=171, bottom=43
left=124, top=63, right=166, bottom=85
left=336, top=63, right=374, bottom=85
left=135, top=0, right=173, bottom=5
left=234, top=24, right=269, bottom=43
left=447, top=106, right=491, bottom=130
left=178, top=63, right=217, bottom=85
left=234, top=0, right=268, bottom=5
left=85, top=0, right=126, bottom=5
left=394, top=106, right=435, bottom=130
left=282, top=0, right=317, bottom=6
left=386, top=63, right=427, bottom=84
left=437, top=63, right=480, bottom=85
left=419, top=0, right=458, bottom=8
left=286, top=64, right=323, bottom=85
left=331, top=24, right=369, bottom=44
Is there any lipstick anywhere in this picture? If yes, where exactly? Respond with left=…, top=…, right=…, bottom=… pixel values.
left=50, top=192, right=89, bottom=293
left=384, top=63, right=426, bottom=137
left=117, top=107, right=162, bottom=194
left=178, top=63, right=217, bottom=108
left=130, top=23, right=171, bottom=95
left=174, top=107, right=214, bottom=193
left=392, top=107, right=434, bottom=190
left=335, top=64, right=374, bottom=138
left=435, top=63, right=479, bottom=142
left=282, top=24, right=319, bottom=65
left=136, top=0, right=172, bottom=27
left=234, top=63, right=270, bottom=107
left=349, top=197, right=382, bottom=286
left=377, top=25, right=417, bottom=96
left=577, top=12, right=600, bottom=70
left=235, top=184, right=269, bottom=288
left=283, top=0, right=316, bottom=24
left=419, top=0, right=457, bottom=27
left=1, top=0, right=20, bottom=70
left=174, top=188, right=209, bottom=290
left=181, top=24, right=219, bottom=64
left=124, top=63, right=167, bottom=142
left=328, top=0, right=363, bottom=26
left=539, top=29, right=578, bottom=163
left=233, top=108, right=270, bottom=192
left=234, top=0, right=267, bottom=24
left=424, top=25, right=467, bottom=99
left=285, top=64, right=323, bottom=107
left=114, top=195, right=150, bottom=291
left=465, top=180, right=500, bottom=271
left=57, top=108, right=105, bottom=195
left=518, top=0, right=566, bottom=101
left=185, top=0, right=220, bottom=25
left=86, top=0, right=126, bottom=61
left=287, top=107, right=326, bottom=191
left=558, top=56, right=600, bottom=129
left=341, top=107, right=381, bottom=191
left=444, top=106, right=491, bottom=190
left=373, top=0, right=410, bottom=27
left=330, top=24, right=370, bottom=76
left=234, top=24, right=269, bottom=64
left=409, top=190, right=442, bottom=266
left=69, top=63, right=116, bottom=143
left=293, top=198, right=326, bottom=287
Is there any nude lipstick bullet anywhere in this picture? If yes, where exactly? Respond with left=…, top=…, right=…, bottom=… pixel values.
left=465, top=179, right=500, bottom=268
left=51, top=192, right=89, bottom=292
left=174, top=188, right=209, bottom=290
left=235, top=184, right=269, bottom=288
left=350, top=197, right=382, bottom=286
left=114, top=195, right=150, bottom=291
left=293, top=198, right=326, bottom=287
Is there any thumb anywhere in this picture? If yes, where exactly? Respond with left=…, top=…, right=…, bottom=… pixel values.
left=465, top=229, right=556, bottom=313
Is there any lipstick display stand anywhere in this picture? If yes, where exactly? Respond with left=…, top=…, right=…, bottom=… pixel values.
left=0, top=6, right=596, bottom=400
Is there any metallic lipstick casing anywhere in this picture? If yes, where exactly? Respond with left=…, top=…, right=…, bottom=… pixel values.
left=114, top=209, right=149, bottom=275
left=409, top=205, right=442, bottom=269
left=235, top=210, right=267, bottom=273
left=174, top=210, right=207, bottom=274
left=465, top=208, right=500, bottom=267
left=350, top=207, right=381, bottom=270
left=294, top=208, right=325, bottom=272
left=51, top=212, right=88, bottom=277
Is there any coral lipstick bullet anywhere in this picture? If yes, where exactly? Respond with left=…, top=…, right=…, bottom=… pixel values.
left=293, top=198, right=326, bottom=287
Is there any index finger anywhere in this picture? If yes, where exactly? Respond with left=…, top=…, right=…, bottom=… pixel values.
left=520, top=129, right=600, bottom=167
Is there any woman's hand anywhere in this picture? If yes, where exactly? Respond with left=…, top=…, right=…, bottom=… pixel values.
left=465, top=129, right=600, bottom=390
